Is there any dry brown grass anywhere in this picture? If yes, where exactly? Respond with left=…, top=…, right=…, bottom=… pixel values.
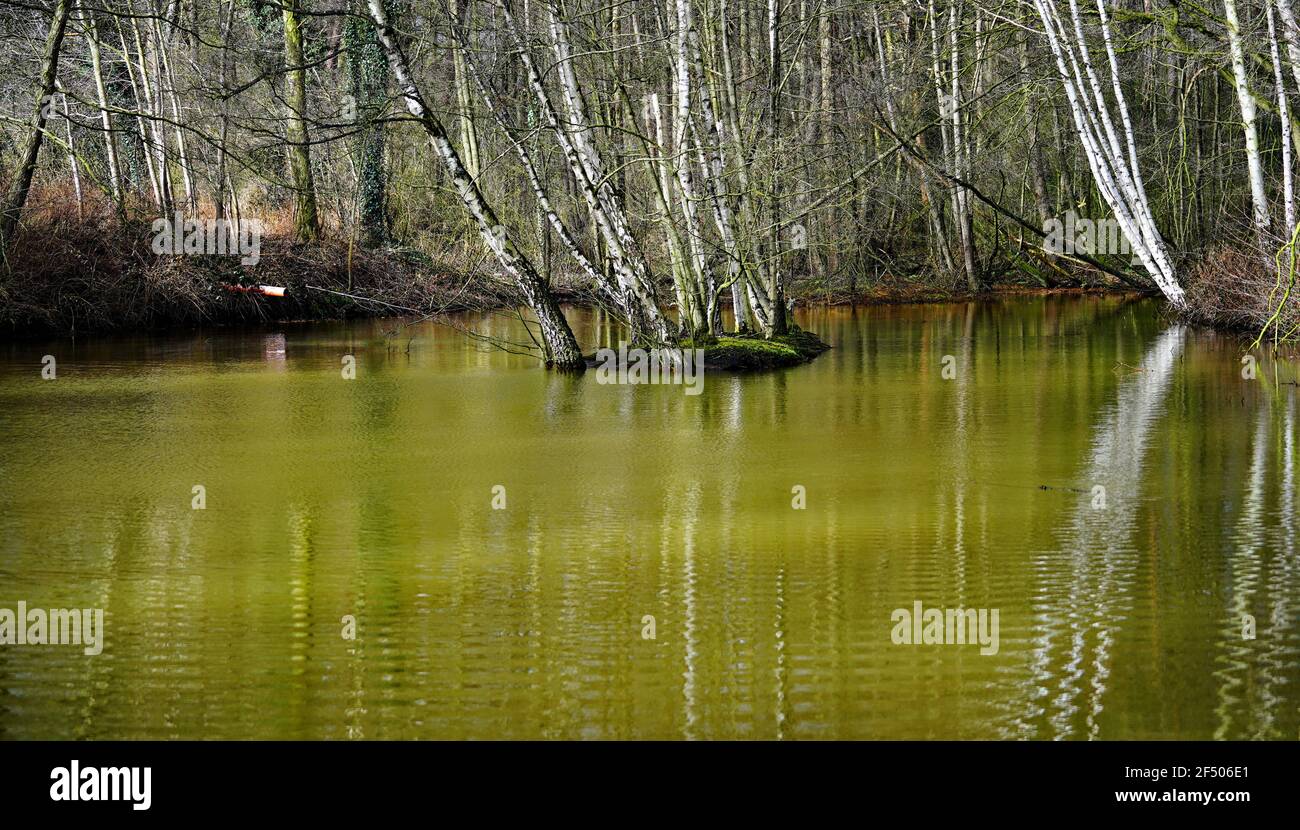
left=1184, top=245, right=1300, bottom=340
left=0, top=184, right=523, bottom=336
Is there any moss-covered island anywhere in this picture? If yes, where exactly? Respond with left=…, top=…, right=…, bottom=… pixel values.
left=582, top=327, right=830, bottom=373
left=693, top=328, right=831, bottom=371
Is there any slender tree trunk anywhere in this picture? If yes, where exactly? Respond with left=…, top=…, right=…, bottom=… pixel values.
left=504, top=0, right=673, bottom=345
left=347, top=0, right=389, bottom=246
left=128, top=12, right=172, bottom=213
left=1268, top=0, right=1296, bottom=234
left=448, top=0, right=480, bottom=180
left=214, top=0, right=234, bottom=219
left=1224, top=0, right=1272, bottom=241
left=1031, top=0, right=1186, bottom=306
left=284, top=0, right=320, bottom=242
left=82, top=0, right=121, bottom=210
left=2, top=0, right=72, bottom=247
left=767, top=0, right=788, bottom=335
left=1018, top=18, right=1053, bottom=228
left=115, top=12, right=162, bottom=210
left=365, top=0, right=585, bottom=370
left=948, top=0, right=978, bottom=289
left=60, top=91, right=83, bottom=218
left=876, top=6, right=954, bottom=280
left=1276, top=0, right=1300, bottom=93
left=672, top=0, right=713, bottom=336
left=455, top=15, right=627, bottom=312
left=153, top=14, right=195, bottom=212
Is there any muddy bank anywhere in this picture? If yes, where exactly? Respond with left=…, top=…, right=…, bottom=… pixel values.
left=0, top=216, right=1150, bottom=341
left=0, top=218, right=543, bottom=337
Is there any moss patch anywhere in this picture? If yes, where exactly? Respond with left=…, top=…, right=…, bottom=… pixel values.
left=693, top=328, right=831, bottom=371
left=582, top=328, right=830, bottom=372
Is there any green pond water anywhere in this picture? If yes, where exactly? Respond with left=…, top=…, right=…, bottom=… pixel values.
left=1, top=295, right=1298, bottom=740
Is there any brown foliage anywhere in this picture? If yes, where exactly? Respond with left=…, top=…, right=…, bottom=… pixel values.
left=0, top=185, right=521, bottom=336
left=1184, top=246, right=1300, bottom=339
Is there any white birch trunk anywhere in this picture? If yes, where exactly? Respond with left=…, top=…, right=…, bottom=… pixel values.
left=364, top=0, right=585, bottom=370
left=1031, top=0, right=1187, bottom=307
left=672, top=0, right=714, bottom=334
left=502, top=0, right=673, bottom=344
left=948, top=0, right=978, bottom=289
left=152, top=15, right=194, bottom=212
left=60, top=91, right=83, bottom=217
left=1268, top=0, right=1297, bottom=234
left=1224, top=0, right=1273, bottom=239
left=114, top=15, right=162, bottom=209
left=455, top=23, right=638, bottom=324
left=1276, top=0, right=1300, bottom=94
left=81, top=1, right=121, bottom=206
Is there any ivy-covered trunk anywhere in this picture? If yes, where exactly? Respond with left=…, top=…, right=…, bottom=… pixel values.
left=346, top=1, right=389, bottom=247
left=283, top=0, right=319, bottom=243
